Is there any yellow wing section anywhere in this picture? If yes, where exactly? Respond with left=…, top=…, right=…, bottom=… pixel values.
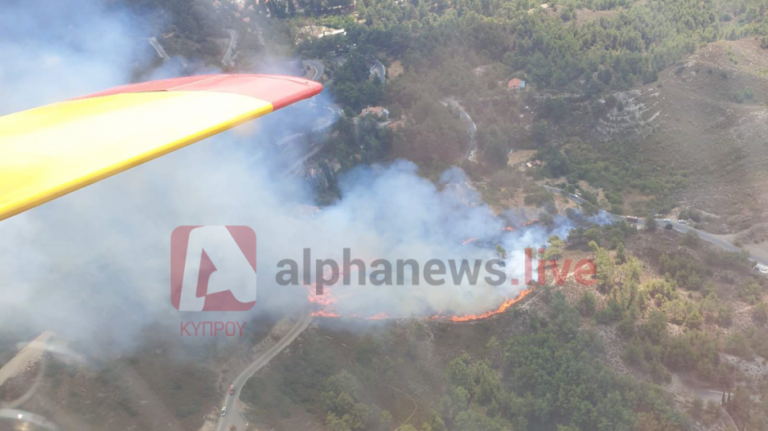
left=0, top=74, right=322, bottom=221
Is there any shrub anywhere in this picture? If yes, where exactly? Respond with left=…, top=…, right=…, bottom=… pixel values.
left=753, top=302, right=768, bottom=324
left=577, top=291, right=597, bottom=316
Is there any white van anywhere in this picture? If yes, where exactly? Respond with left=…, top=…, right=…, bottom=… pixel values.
left=221, top=407, right=227, bottom=417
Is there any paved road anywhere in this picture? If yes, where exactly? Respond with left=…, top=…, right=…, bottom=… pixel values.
left=660, top=220, right=768, bottom=265
left=148, top=37, right=170, bottom=61
left=222, top=29, right=238, bottom=67
left=542, top=185, right=768, bottom=266
left=303, top=59, right=324, bottom=81
left=148, top=36, right=189, bottom=70
left=370, top=59, right=385, bottom=83
left=439, top=98, right=477, bottom=160
left=276, top=105, right=342, bottom=146
left=276, top=60, right=338, bottom=147
left=216, top=309, right=313, bottom=431
left=542, top=185, right=622, bottom=223
left=276, top=60, right=339, bottom=148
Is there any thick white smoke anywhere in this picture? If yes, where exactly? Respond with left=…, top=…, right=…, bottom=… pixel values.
left=0, top=1, right=149, bottom=114
left=0, top=0, right=564, bottom=352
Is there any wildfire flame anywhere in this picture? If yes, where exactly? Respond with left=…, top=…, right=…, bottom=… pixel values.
left=306, top=283, right=337, bottom=306
left=312, top=310, right=341, bottom=318
left=306, top=283, right=535, bottom=322
left=430, top=286, right=534, bottom=322
left=303, top=243, right=538, bottom=322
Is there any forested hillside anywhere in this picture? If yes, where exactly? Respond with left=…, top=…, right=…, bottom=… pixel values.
left=291, top=0, right=768, bottom=221
left=12, top=1, right=768, bottom=431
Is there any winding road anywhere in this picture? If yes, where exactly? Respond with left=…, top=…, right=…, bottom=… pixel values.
left=303, top=59, right=325, bottom=81
left=148, top=37, right=170, bottom=61
left=276, top=60, right=339, bottom=147
left=222, top=29, right=238, bottom=67
left=370, top=59, right=386, bottom=83
left=276, top=104, right=342, bottom=146
left=215, top=309, right=313, bottom=431
left=215, top=62, right=327, bottom=430
left=440, top=98, right=477, bottom=159
left=542, top=185, right=768, bottom=266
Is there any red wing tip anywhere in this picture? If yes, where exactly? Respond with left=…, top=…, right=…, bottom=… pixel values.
left=74, top=74, right=324, bottom=110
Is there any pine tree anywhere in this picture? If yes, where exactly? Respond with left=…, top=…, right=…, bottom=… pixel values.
left=615, top=242, right=627, bottom=264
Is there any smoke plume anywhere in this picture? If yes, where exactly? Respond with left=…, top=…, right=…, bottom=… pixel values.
left=0, top=0, right=568, bottom=353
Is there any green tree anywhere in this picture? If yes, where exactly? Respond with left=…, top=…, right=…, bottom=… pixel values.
left=440, top=386, right=469, bottom=422
left=645, top=215, right=657, bottom=232
left=615, top=242, right=627, bottom=264
left=590, top=241, right=615, bottom=291
left=578, top=291, right=597, bottom=316
left=543, top=235, right=564, bottom=260
left=445, top=355, right=473, bottom=390
left=495, top=244, right=507, bottom=260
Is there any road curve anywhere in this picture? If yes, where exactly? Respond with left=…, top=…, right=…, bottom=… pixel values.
left=275, top=60, right=339, bottom=148
left=216, top=309, right=313, bottom=431
left=661, top=220, right=768, bottom=265
left=439, top=98, right=477, bottom=159
left=542, top=185, right=768, bottom=266
left=303, top=59, right=325, bottom=82
left=542, top=185, right=622, bottom=223
left=222, top=29, right=238, bottom=67
left=370, top=59, right=386, bottom=83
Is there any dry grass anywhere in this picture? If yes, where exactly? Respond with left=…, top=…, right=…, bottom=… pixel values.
left=590, top=39, right=768, bottom=233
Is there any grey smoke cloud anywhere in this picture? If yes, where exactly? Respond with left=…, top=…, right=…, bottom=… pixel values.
left=0, top=0, right=565, bottom=352
left=0, top=0, right=149, bottom=114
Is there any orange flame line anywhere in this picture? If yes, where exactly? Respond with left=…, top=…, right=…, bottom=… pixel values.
left=432, top=286, right=534, bottom=322
left=306, top=285, right=535, bottom=322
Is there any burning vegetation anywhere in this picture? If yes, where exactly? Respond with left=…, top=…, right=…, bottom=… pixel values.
left=305, top=283, right=536, bottom=322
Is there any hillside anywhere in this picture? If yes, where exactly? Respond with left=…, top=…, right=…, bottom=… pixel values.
left=0, top=315, right=280, bottom=431
left=5, top=1, right=768, bottom=431
left=596, top=39, right=768, bottom=234
left=239, top=223, right=768, bottom=431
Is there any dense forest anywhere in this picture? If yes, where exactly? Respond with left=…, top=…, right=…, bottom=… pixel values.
left=117, top=0, right=768, bottom=204
left=292, top=0, right=768, bottom=211
left=242, top=293, right=689, bottom=431
left=241, top=221, right=768, bottom=431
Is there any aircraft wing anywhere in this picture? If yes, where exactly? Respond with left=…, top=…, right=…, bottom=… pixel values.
left=0, top=74, right=323, bottom=221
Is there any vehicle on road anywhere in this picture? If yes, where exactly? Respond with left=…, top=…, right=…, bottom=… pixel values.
left=221, top=407, right=227, bottom=417
left=229, top=385, right=235, bottom=395
left=625, top=216, right=639, bottom=223
left=229, top=426, right=237, bottom=431
left=663, top=218, right=670, bottom=223
left=679, top=219, right=688, bottom=225
left=753, top=264, right=768, bottom=275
